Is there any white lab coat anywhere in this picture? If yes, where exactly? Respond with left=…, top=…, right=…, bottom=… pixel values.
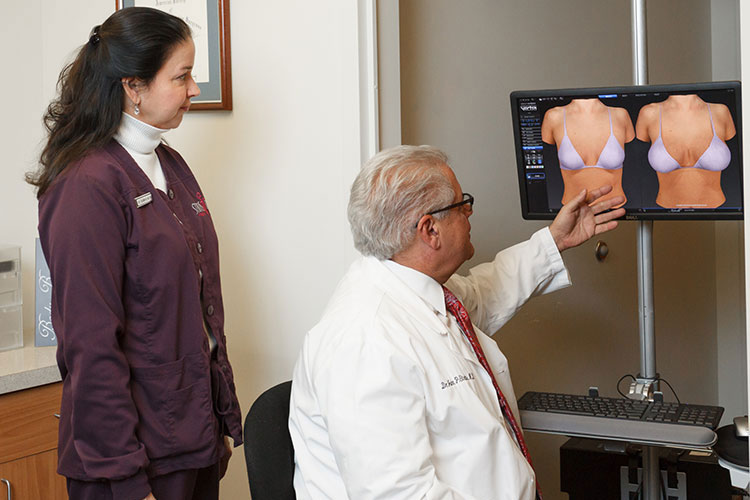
left=289, top=228, right=571, bottom=500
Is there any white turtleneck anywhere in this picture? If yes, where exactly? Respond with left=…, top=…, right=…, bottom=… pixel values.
left=114, top=112, right=169, bottom=192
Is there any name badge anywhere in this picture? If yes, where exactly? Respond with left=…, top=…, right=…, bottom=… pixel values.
left=135, top=193, right=153, bottom=208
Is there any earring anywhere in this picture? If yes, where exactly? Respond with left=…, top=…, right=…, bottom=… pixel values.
left=134, top=103, right=140, bottom=115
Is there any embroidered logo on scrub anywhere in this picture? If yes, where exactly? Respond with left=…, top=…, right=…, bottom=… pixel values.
left=192, top=192, right=209, bottom=217
left=441, top=372, right=475, bottom=390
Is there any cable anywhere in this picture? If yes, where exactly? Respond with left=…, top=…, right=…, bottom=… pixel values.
left=654, top=376, right=681, bottom=404
left=616, top=374, right=637, bottom=398
left=615, top=373, right=681, bottom=404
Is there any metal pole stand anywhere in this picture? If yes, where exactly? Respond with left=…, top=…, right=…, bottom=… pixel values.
left=630, top=2, right=661, bottom=499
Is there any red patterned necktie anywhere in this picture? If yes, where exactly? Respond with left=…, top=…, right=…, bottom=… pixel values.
left=443, top=285, right=542, bottom=500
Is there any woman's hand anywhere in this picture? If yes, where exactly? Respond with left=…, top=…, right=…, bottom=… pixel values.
left=142, top=494, right=156, bottom=500
left=220, top=436, right=233, bottom=479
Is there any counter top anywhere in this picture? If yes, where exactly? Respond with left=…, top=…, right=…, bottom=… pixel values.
left=0, top=344, right=60, bottom=395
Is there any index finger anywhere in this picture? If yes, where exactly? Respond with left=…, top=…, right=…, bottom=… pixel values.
left=590, top=195, right=626, bottom=215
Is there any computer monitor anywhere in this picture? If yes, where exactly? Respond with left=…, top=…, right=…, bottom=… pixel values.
left=510, top=81, right=742, bottom=220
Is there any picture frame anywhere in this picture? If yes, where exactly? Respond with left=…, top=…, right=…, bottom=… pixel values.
left=115, top=0, right=232, bottom=110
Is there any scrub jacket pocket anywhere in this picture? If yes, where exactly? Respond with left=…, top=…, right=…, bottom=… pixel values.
left=130, top=352, right=214, bottom=459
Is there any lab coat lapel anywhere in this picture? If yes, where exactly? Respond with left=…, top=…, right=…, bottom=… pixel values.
left=363, top=257, right=484, bottom=369
left=363, top=257, right=449, bottom=338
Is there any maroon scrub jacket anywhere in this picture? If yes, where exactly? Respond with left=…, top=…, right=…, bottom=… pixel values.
left=38, top=140, right=243, bottom=500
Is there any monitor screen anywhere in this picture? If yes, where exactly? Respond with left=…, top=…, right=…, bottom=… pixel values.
left=510, top=81, right=742, bottom=220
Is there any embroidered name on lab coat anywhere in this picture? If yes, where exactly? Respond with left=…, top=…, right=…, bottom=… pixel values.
left=441, top=372, right=475, bottom=390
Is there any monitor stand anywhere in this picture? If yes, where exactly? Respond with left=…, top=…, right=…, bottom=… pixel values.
left=631, top=220, right=662, bottom=500
left=630, top=3, right=661, bottom=499
left=633, top=221, right=657, bottom=396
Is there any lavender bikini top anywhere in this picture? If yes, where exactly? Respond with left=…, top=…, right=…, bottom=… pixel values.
left=648, top=103, right=730, bottom=174
left=558, top=108, right=625, bottom=171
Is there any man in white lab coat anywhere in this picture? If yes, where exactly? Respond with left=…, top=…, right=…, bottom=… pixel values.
left=289, top=145, right=625, bottom=500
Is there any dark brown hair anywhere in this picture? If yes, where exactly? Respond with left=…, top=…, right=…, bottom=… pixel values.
left=27, top=7, right=191, bottom=198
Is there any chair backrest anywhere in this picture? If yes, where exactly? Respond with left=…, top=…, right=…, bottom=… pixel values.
left=243, top=380, right=296, bottom=500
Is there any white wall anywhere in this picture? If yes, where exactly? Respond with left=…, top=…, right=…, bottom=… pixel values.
left=0, top=1, right=99, bottom=342
left=1, top=2, right=364, bottom=498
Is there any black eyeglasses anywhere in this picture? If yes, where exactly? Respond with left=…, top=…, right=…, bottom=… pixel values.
left=415, top=193, right=474, bottom=228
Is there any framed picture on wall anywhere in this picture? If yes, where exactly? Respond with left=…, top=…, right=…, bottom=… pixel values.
left=116, top=0, right=232, bottom=110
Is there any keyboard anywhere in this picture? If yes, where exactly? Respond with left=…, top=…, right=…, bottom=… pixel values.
left=517, top=391, right=724, bottom=449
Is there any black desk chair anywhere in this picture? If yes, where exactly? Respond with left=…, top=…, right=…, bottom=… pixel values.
left=243, top=380, right=296, bottom=500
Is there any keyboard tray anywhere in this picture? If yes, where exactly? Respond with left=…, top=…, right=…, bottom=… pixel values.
left=518, top=391, right=721, bottom=450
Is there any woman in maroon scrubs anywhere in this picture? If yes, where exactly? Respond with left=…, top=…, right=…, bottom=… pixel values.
left=27, top=8, right=242, bottom=500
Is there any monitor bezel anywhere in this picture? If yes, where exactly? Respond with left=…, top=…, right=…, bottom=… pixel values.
left=510, top=81, right=743, bottom=221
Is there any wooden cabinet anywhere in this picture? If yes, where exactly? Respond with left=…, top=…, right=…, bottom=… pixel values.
left=0, top=383, right=66, bottom=499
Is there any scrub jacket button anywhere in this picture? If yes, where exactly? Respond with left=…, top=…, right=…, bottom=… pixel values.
left=168, top=189, right=175, bottom=200
left=197, top=242, right=203, bottom=254
left=207, top=304, right=215, bottom=316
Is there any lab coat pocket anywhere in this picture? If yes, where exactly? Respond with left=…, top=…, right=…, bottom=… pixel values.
left=477, top=334, right=508, bottom=375
left=130, top=352, right=214, bottom=459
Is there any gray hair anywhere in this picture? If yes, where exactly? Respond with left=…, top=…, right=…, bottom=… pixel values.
left=347, top=145, right=456, bottom=259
